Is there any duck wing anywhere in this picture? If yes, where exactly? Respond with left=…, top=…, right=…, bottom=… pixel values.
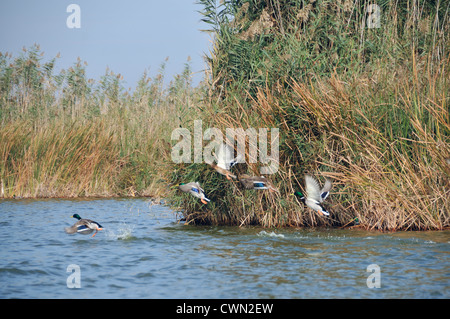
left=239, top=175, right=255, bottom=189
left=65, top=219, right=95, bottom=235
left=193, top=182, right=205, bottom=193
left=216, top=144, right=237, bottom=170
left=252, top=181, right=268, bottom=189
left=192, top=182, right=210, bottom=202
left=75, top=223, right=95, bottom=234
left=304, top=174, right=321, bottom=202
left=84, top=219, right=103, bottom=229
left=320, top=178, right=332, bottom=202
left=179, top=182, right=197, bottom=193
left=229, top=153, right=243, bottom=169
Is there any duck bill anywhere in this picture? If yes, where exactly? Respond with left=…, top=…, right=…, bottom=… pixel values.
left=201, top=199, right=209, bottom=204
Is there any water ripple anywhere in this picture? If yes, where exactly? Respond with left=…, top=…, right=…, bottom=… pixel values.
left=0, top=198, right=449, bottom=298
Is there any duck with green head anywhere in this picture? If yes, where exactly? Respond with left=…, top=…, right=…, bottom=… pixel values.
left=293, top=174, right=332, bottom=216
left=64, top=214, right=104, bottom=237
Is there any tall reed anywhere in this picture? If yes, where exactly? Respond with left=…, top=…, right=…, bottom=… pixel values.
left=0, top=45, right=200, bottom=198
left=166, top=0, right=449, bottom=230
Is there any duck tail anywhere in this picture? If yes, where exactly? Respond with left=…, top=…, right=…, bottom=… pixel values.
left=269, top=185, right=279, bottom=192
left=64, top=226, right=77, bottom=234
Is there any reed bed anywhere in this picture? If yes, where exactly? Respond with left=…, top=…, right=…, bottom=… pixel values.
left=0, top=46, right=199, bottom=198
left=166, top=0, right=449, bottom=230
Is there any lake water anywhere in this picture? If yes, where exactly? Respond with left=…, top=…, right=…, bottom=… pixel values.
left=0, top=198, right=448, bottom=299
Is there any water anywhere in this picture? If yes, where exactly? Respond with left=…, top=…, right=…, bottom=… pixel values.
left=0, top=198, right=448, bottom=299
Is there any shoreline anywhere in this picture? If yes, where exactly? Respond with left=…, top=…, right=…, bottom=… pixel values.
left=2, top=194, right=448, bottom=232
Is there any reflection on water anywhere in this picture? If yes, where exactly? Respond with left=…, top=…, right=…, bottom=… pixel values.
left=0, top=198, right=448, bottom=298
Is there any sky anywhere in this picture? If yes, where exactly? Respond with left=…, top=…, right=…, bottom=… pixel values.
left=0, top=0, right=212, bottom=89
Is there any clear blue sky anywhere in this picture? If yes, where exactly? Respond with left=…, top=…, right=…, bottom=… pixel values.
left=0, top=0, right=212, bottom=89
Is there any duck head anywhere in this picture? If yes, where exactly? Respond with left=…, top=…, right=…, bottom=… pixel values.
left=293, top=191, right=306, bottom=203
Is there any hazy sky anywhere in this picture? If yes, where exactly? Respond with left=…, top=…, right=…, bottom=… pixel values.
left=0, top=0, right=212, bottom=89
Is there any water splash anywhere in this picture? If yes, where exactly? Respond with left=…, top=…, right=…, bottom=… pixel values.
left=105, top=222, right=135, bottom=240
left=257, top=231, right=285, bottom=238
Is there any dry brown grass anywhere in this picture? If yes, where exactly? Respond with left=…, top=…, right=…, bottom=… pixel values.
left=170, top=50, right=449, bottom=231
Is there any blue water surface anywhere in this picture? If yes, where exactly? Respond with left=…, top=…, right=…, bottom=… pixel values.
left=0, top=198, right=448, bottom=298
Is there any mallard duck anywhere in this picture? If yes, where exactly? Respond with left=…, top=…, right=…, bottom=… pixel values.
left=238, top=174, right=279, bottom=192
left=293, top=174, right=332, bottom=216
left=210, top=163, right=237, bottom=180
left=210, top=143, right=241, bottom=180
left=178, top=182, right=210, bottom=204
left=64, top=214, right=104, bottom=237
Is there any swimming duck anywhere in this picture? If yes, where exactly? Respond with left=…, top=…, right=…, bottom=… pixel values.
left=293, top=174, right=332, bottom=216
left=210, top=143, right=241, bottom=180
left=64, top=214, right=104, bottom=237
left=238, top=174, right=279, bottom=192
left=178, top=182, right=210, bottom=204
